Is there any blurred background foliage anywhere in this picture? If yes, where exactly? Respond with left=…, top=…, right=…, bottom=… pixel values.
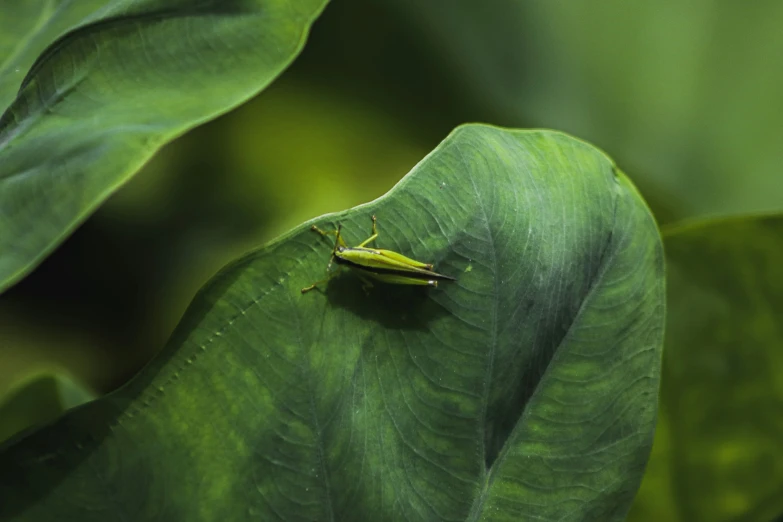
left=1, top=1, right=782, bottom=520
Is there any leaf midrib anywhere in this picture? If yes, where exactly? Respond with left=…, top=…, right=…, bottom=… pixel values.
left=467, top=153, right=621, bottom=519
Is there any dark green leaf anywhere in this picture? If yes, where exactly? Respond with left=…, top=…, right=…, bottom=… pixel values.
left=0, top=0, right=103, bottom=110
left=0, top=373, right=96, bottom=444
left=387, top=1, right=783, bottom=222
left=629, top=216, right=783, bottom=522
left=0, top=126, right=665, bottom=521
left=0, top=0, right=328, bottom=293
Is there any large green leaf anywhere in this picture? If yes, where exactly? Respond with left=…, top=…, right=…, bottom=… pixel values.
left=0, top=0, right=103, bottom=110
left=629, top=216, right=783, bottom=522
left=0, top=126, right=665, bottom=521
left=0, top=372, right=95, bottom=444
left=0, top=0, right=328, bottom=293
left=386, top=0, right=783, bottom=223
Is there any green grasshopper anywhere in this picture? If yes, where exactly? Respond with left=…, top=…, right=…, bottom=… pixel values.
left=301, top=215, right=456, bottom=293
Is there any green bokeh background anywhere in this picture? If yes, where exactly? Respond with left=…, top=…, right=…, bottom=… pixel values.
left=1, top=1, right=782, bottom=519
